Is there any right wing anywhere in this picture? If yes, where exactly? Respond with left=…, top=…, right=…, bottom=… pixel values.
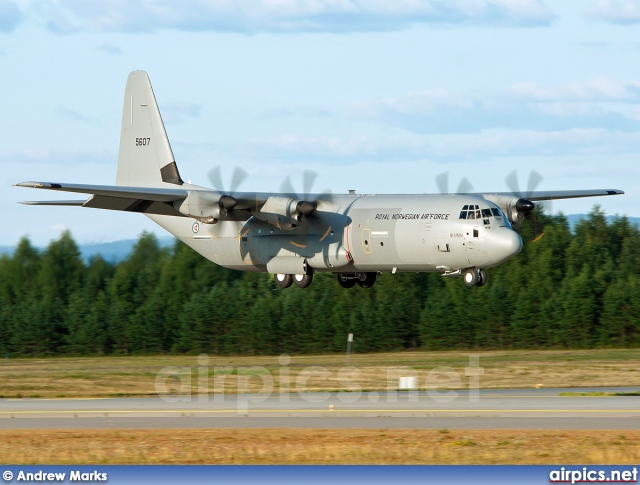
left=482, top=189, right=624, bottom=201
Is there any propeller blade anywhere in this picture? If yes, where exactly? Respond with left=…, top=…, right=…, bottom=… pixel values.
left=229, top=166, right=248, bottom=194
left=208, top=166, right=224, bottom=192
left=316, top=189, right=334, bottom=204
left=280, top=176, right=297, bottom=198
left=505, top=170, right=522, bottom=198
left=456, top=177, right=474, bottom=194
left=526, top=170, right=543, bottom=198
left=538, top=199, right=553, bottom=215
left=302, top=170, right=318, bottom=200
left=436, top=172, right=449, bottom=194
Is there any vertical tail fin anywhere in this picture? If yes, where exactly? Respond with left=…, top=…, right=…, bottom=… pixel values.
left=116, top=70, right=184, bottom=188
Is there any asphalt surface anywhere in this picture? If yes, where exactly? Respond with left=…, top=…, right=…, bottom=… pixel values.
left=0, top=387, right=638, bottom=429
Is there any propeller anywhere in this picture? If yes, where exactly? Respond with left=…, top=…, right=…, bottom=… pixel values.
left=207, top=165, right=248, bottom=215
left=504, top=170, right=546, bottom=241
left=435, top=172, right=474, bottom=194
left=279, top=169, right=332, bottom=220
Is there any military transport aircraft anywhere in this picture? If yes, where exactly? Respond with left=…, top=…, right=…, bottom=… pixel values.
left=15, top=71, right=624, bottom=289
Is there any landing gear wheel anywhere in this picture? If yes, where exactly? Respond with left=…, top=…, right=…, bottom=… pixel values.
left=464, top=268, right=479, bottom=288
left=337, top=274, right=357, bottom=288
left=357, top=272, right=377, bottom=288
left=274, top=273, right=293, bottom=289
left=477, top=269, right=487, bottom=287
left=293, top=273, right=313, bottom=288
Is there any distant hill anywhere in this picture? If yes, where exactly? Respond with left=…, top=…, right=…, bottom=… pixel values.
left=0, top=236, right=176, bottom=263
left=564, top=214, right=640, bottom=231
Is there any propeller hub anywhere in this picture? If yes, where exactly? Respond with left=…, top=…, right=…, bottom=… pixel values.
left=515, top=199, right=535, bottom=213
left=296, top=200, right=317, bottom=217
left=219, top=195, right=238, bottom=211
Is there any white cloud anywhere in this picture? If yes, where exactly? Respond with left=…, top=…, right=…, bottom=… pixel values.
left=222, top=128, right=640, bottom=164
left=345, top=79, right=640, bottom=134
left=35, top=0, right=556, bottom=35
left=0, top=0, right=23, bottom=32
left=510, top=78, right=640, bottom=101
left=587, top=0, right=640, bottom=24
left=0, top=148, right=114, bottom=167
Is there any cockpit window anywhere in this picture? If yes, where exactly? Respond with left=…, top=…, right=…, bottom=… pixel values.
left=458, top=204, right=511, bottom=223
left=459, top=204, right=495, bottom=221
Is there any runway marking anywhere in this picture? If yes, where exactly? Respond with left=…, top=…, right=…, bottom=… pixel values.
left=4, top=398, right=113, bottom=402
left=0, top=409, right=638, bottom=416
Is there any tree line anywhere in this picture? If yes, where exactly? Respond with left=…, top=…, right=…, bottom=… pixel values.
left=1, top=206, right=639, bottom=357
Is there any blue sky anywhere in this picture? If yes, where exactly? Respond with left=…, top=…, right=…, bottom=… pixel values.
left=2, top=0, right=639, bottom=246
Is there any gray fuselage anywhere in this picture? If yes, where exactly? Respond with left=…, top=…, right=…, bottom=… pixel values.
left=148, top=193, right=523, bottom=275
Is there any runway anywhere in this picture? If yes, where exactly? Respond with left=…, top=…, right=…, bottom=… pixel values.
left=1, top=387, right=638, bottom=429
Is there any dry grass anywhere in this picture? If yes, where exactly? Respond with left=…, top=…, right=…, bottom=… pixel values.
left=0, top=349, right=638, bottom=398
left=0, top=428, right=638, bottom=464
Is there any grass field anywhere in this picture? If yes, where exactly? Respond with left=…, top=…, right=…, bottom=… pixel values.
left=0, top=349, right=638, bottom=398
left=1, top=350, right=639, bottom=465
left=1, top=428, right=638, bottom=464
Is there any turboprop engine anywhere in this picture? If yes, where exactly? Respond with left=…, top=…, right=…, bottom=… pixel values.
left=250, top=196, right=316, bottom=230
left=483, top=194, right=535, bottom=225
left=173, top=190, right=238, bottom=223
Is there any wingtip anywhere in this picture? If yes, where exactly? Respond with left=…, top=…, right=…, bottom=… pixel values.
left=14, top=182, right=62, bottom=189
left=14, top=182, right=44, bottom=188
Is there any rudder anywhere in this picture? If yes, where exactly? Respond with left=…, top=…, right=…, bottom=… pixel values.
left=116, top=70, right=183, bottom=188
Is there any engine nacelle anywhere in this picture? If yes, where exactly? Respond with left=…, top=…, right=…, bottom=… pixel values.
left=483, top=194, right=534, bottom=225
left=173, top=191, right=223, bottom=223
left=252, top=196, right=314, bottom=230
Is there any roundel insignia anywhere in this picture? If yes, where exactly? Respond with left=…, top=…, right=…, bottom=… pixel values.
left=192, top=222, right=200, bottom=234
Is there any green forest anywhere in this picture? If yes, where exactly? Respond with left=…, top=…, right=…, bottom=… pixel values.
left=1, top=206, right=639, bottom=357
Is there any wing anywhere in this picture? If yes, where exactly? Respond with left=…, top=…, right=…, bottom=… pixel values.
left=482, top=189, right=624, bottom=201
left=14, top=181, right=190, bottom=217
left=14, top=181, right=275, bottom=220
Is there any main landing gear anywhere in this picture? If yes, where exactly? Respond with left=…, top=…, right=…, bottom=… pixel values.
left=337, top=272, right=377, bottom=289
left=464, top=268, right=487, bottom=288
left=274, top=272, right=313, bottom=289
left=274, top=272, right=378, bottom=289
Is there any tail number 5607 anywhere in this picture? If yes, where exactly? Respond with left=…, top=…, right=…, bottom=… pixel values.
left=135, top=137, right=151, bottom=146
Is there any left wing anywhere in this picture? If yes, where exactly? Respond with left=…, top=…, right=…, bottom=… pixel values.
left=14, top=181, right=275, bottom=220
left=15, top=181, right=190, bottom=217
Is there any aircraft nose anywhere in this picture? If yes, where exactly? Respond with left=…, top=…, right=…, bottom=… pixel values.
left=485, top=228, right=523, bottom=264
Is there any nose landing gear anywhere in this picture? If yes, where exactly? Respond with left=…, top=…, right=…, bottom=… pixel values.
left=464, top=268, right=487, bottom=288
